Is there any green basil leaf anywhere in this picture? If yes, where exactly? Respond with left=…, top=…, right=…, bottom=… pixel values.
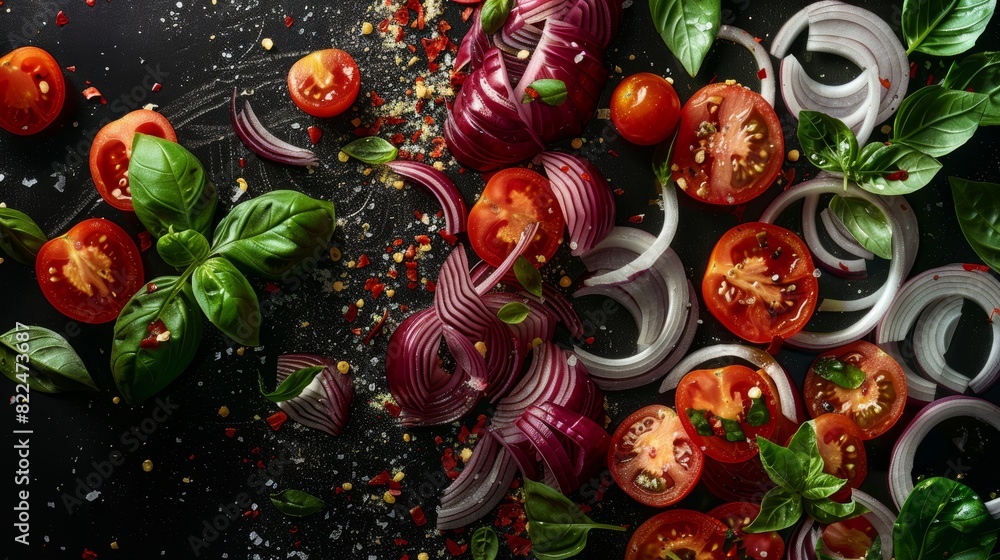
left=806, top=497, right=863, bottom=524
left=514, top=256, right=543, bottom=297
left=745, top=486, right=802, bottom=533
left=810, top=356, right=867, bottom=389
left=797, top=111, right=859, bottom=174
left=522, top=79, right=568, bottom=106
left=129, top=133, right=218, bottom=239
left=852, top=142, right=943, bottom=195
left=943, top=51, right=1000, bottom=126
left=801, top=472, right=847, bottom=501
left=786, top=421, right=824, bottom=480
left=815, top=540, right=839, bottom=560
left=746, top=396, right=771, bottom=427
left=471, top=526, right=499, bottom=560
left=156, top=228, right=210, bottom=269
left=865, top=536, right=883, bottom=560
left=111, top=276, right=203, bottom=405
left=497, top=301, right=530, bottom=325
left=828, top=195, right=893, bottom=260
left=523, top=479, right=624, bottom=560
left=756, top=434, right=805, bottom=493
left=894, top=477, right=997, bottom=560
left=0, top=326, right=97, bottom=393
left=192, top=257, right=261, bottom=347
left=480, top=0, right=513, bottom=35
left=891, top=86, right=988, bottom=158
left=269, top=489, right=325, bottom=517
left=211, top=190, right=337, bottom=280
left=901, top=0, right=997, bottom=56
left=0, top=207, right=46, bottom=265
left=951, top=177, right=1000, bottom=273
left=259, top=365, right=324, bottom=403
left=648, top=0, right=721, bottom=77
left=341, top=136, right=398, bottom=164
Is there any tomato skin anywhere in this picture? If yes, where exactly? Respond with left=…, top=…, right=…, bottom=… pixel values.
left=626, top=509, right=735, bottom=560
left=608, top=405, right=704, bottom=507
left=0, top=46, right=66, bottom=135
left=804, top=341, right=908, bottom=440
left=467, top=167, right=565, bottom=267
left=90, top=110, right=178, bottom=212
left=703, top=222, right=818, bottom=344
left=287, top=49, right=361, bottom=118
left=744, top=532, right=785, bottom=560
left=821, top=515, right=878, bottom=558
left=36, top=219, right=144, bottom=324
left=610, top=73, right=680, bottom=146
left=671, top=83, right=783, bottom=205
left=811, top=413, right=867, bottom=494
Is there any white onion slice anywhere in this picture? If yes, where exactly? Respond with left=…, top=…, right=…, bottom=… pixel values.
left=912, top=295, right=964, bottom=391
left=770, top=0, right=845, bottom=58
left=880, top=340, right=939, bottom=402
left=789, top=489, right=895, bottom=560
left=802, top=193, right=869, bottom=277
left=717, top=24, right=775, bottom=107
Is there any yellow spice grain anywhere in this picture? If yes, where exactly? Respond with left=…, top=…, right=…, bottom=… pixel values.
left=361, top=22, right=374, bottom=35
left=342, top=482, right=353, bottom=491
left=218, top=405, right=230, bottom=418
left=383, top=491, right=396, bottom=504
left=787, top=149, right=800, bottom=162
left=337, top=361, right=350, bottom=374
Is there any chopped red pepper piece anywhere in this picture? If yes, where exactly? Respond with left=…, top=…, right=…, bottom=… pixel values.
left=409, top=505, right=427, bottom=526
left=266, top=411, right=288, bottom=431
left=284, top=15, right=294, bottom=27
left=56, top=10, right=69, bottom=26
left=445, top=539, right=467, bottom=557
left=307, top=126, right=322, bottom=145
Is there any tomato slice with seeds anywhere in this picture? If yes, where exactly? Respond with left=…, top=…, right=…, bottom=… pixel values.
left=703, top=222, right=818, bottom=344
left=626, top=509, right=734, bottom=560
left=671, top=82, right=783, bottom=205
left=0, top=46, right=66, bottom=135
left=804, top=341, right=907, bottom=440
left=287, top=48, right=361, bottom=118
left=35, top=218, right=144, bottom=324
left=608, top=405, right=704, bottom=508
left=707, top=503, right=785, bottom=560
left=90, top=109, right=178, bottom=211
left=812, top=413, right=867, bottom=495
left=821, top=516, right=878, bottom=558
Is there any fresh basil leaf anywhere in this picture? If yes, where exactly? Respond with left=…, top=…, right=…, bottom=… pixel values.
left=341, top=136, right=398, bottom=164
left=951, top=176, right=1000, bottom=273
left=0, top=326, right=97, bottom=393
left=497, top=301, right=530, bottom=325
left=786, top=421, right=824, bottom=480
left=797, top=111, right=859, bottom=175
left=522, top=79, right=568, bottom=106
left=269, top=489, right=325, bottom=517
left=852, top=142, right=942, bottom=195
left=943, top=51, right=1000, bottom=126
left=757, top=435, right=806, bottom=493
left=129, top=133, right=218, bottom=239
left=156, top=228, right=210, bottom=269
left=806, top=497, right=863, bottom=524
left=0, top=207, right=46, bottom=266
left=746, top=397, right=770, bottom=427
left=866, top=536, right=883, bottom=560
left=480, top=0, right=513, bottom=35
left=891, top=86, right=988, bottom=158
left=901, top=0, right=997, bottom=56
left=745, top=486, right=802, bottom=533
left=810, top=355, right=866, bottom=389
left=648, top=0, right=721, bottom=77
left=471, top=526, right=499, bottom=560
left=828, top=195, right=893, bottom=260
left=894, top=477, right=997, bottom=560
left=801, top=472, right=847, bottom=501
left=259, top=365, right=324, bottom=403
left=211, top=190, right=337, bottom=280
left=192, top=257, right=261, bottom=347
left=523, top=479, right=624, bottom=560
left=111, top=276, right=204, bottom=405
left=513, top=256, right=543, bottom=297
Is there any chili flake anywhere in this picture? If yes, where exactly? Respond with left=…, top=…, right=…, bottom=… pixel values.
left=265, top=411, right=288, bottom=431
left=56, top=10, right=69, bottom=26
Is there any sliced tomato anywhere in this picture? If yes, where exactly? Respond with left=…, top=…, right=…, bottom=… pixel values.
left=608, top=405, right=703, bottom=507
left=626, top=510, right=734, bottom=560
left=610, top=72, right=681, bottom=146
left=743, top=532, right=785, bottom=560
left=813, top=413, right=867, bottom=495
left=804, top=341, right=907, bottom=440
left=0, top=46, right=66, bottom=135
left=467, top=167, right=565, bottom=267
left=90, top=110, right=178, bottom=211
left=707, top=501, right=760, bottom=537
left=675, top=365, right=779, bottom=463
left=703, top=222, right=818, bottom=344
left=287, top=48, right=361, bottom=118
left=671, top=82, right=783, bottom=205
left=821, top=516, right=878, bottom=558
left=36, top=218, right=144, bottom=324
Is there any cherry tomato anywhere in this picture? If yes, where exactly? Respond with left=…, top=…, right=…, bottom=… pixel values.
left=821, top=516, right=878, bottom=558
left=812, top=413, right=868, bottom=496
left=804, top=340, right=908, bottom=440
left=675, top=365, right=779, bottom=463
left=90, top=110, right=178, bottom=212
left=287, top=48, right=361, bottom=118
left=0, top=46, right=66, bottom=135
left=610, top=72, right=681, bottom=146
left=743, top=532, right=785, bottom=560
left=626, top=509, right=734, bottom=560
left=671, top=83, right=783, bottom=205
left=703, top=222, right=818, bottom=344
left=36, top=218, right=144, bottom=324
left=608, top=404, right=704, bottom=507
left=467, top=167, right=565, bottom=267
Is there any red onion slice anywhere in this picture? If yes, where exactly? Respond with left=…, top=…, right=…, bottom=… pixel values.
left=276, top=354, right=353, bottom=436
left=455, top=7, right=488, bottom=75
left=230, top=88, right=319, bottom=167
left=538, top=151, right=615, bottom=255
left=717, top=24, right=776, bottom=107
left=482, top=291, right=558, bottom=351
left=436, top=431, right=519, bottom=530
left=562, top=0, right=623, bottom=49
left=385, top=160, right=468, bottom=237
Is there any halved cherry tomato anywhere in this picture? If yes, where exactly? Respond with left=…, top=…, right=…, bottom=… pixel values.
left=287, top=48, right=360, bottom=118
left=703, top=222, right=818, bottom=344
left=812, top=413, right=867, bottom=496
left=804, top=341, right=907, bottom=440
left=608, top=405, right=703, bottom=507
left=707, top=502, right=785, bottom=560
left=821, top=515, right=878, bottom=558
left=675, top=365, right=779, bottom=463
left=36, top=218, right=144, bottom=324
left=743, top=532, right=785, bottom=560
left=0, top=46, right=66, bottom=135
left=671, top=82, right=783, bottom=205
left=468, top=167, right=565, bottom=267
left=90, top=109, right=178, bottom=211
left=610, top=73, right=681, bottom=146
left=626, top=509, right=734, bottom=560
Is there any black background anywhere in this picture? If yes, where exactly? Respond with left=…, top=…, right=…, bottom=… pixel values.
left=2, top=1, right=1000, bottom=559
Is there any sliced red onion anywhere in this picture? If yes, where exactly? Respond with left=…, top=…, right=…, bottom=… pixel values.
left=230, top=89, right=319, bottom=167
left=275, top=354, right=353, bottom=436
left=802, top=193, right=869, bottom=277
left=717, top=24, right=775, bottom=107
left=517, top=0, right=574, bottom=25
left=517, top=412, right=579, bottom=492
left=455, top=7, right=489, bottom=75
left=889, top=396, right=1000, bottom=519
left=538, top=151, right=615, bottom=255
left=562, top=0, right=623, bottom=49
left=517, top=402, right=610, bottom=493
left=473, top=223, right=541, bottom=296
left=789, top=489, right=896, bottom=560
left=482, top=291, right=558, bottom=351
left=491, top=341, right=574, bottom=429
left=385, top=160, right=468, bottom=237
left=436, top=431, right=519, bottom=530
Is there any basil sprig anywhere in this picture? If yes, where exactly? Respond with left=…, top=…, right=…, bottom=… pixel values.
left=952, top=177, right=1000, bottom=273
left=523, top=479, right=625, bottom=560
left=893, top=477, right=998, bottom=560
left=648, top=0, right=721, bottom=77
left=0, top=207, right=46, bottom=265
left=269, top=489, right=326, bottom=517
left=340, top=136, right=398, bottom=164
left=1, top=326, right=97, bottom=393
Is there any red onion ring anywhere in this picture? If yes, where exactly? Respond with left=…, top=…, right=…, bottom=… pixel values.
left=275, top=354, right=353, bottom=436
left=384, top=160, right=468, bottom=238
left=230, top=88, right=319, bottom=167
left=436, top=431, right=519, bottom=530
left=537, top=151, right=615, bottom=256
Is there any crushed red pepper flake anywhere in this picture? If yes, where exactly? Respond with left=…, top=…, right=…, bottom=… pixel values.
left=225, top=427, right=237, bottom=438
left=362, top=309, right=390, bottom=345
left=757, top=67, right=767, bottom=80
left=371, top=90, right=385, bottom=107
left=505, top=533, right=532, bottom=556
left=344, top=303, right=359, bottom=323
left=307, top=125, right=322, bottom=145
left=284, top=15, right=294, bottom=27
left=368, top=470, right=392, bottom=486
left=383, top=400, right=402, bottom=418
left=81, top=548, right=97, bottom=560
left=409, top=505, right=427, bottom=526
left=879, top=77, right=891, bottom=89
left=266, top=411, right=288, bottom=431
left=357, top=254, right=371, bottom=268
left=138, top=231, right=152, bottom=252
left=56, top=10, right=69, bottom=26
left=445, top=539, right=468, bottom=557
left=151, top=82, right=162, bottom=92
left=82, top=86, right=106, bottom=104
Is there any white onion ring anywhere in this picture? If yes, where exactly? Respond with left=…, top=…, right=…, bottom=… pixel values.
left=717, top=24, right=775, bottom=107
left=789, top=488, right=895, bottom=560
left=820, top=206, right=874, bottom=260
left=912, top=295, right=964, bottom=391
left=802, top=193, right=869, bottom=277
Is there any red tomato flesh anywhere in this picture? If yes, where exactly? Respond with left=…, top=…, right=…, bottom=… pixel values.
left=90, top=109, right=178, bottom=212
left=287, top=48, right=361, bottom=118
left=0, top=46, right=66, bottom=135
left=626, top=509, right=734, bottom=560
